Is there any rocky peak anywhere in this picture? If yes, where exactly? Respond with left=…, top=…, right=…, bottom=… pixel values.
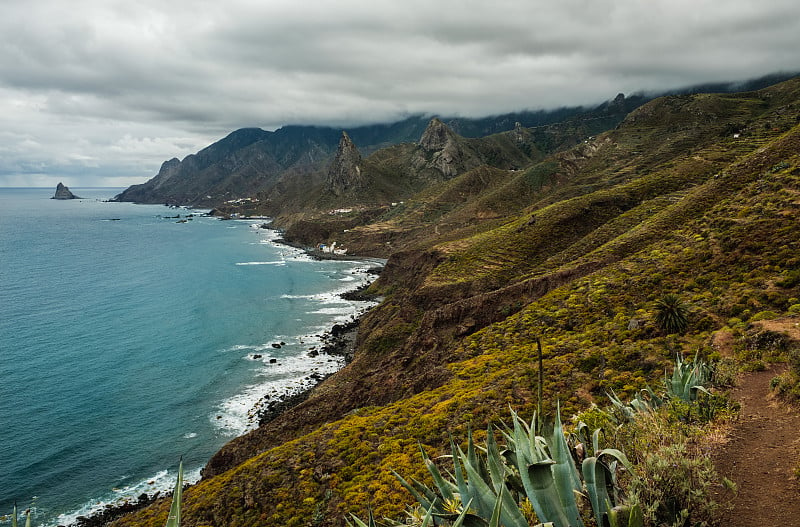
left=326, top=131, right=363, bottom=196
left=414, top=118, right=482, bottom=179
left=419, top=118, right=457, bottom=151
left=52, top=182, right=80, bottom=200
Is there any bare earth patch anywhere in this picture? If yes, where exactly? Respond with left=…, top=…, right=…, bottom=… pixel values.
left=713, top=364, right=800, bottom=526
left=753, top=317, right=800, bottom=340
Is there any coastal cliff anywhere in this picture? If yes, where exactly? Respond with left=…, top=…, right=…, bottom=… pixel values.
left=108, top=77, right=800, bottom=527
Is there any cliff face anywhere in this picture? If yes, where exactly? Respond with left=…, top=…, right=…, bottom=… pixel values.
left=52, top=182, right=80, bottom=199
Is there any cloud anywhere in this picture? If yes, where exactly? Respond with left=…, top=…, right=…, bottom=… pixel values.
left=1, top=0, right=799, bottom=186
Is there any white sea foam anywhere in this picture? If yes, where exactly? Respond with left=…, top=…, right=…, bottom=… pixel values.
left=46, top=466, right=202, bottom=527
left=225, top=344, right=256, bottom=352
left=280, top=293, right=317, bottom=299
left=211, top=351, right=346, bottom=436
left=309, top=306, right=358, bottom=316
left=235, top=261, right=285, bottom=266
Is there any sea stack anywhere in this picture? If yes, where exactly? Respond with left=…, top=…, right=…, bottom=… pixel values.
left=52, top=182, right=81, bottom=200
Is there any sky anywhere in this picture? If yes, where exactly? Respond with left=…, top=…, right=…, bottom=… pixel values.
left=1, top=1, right=799, bottom=188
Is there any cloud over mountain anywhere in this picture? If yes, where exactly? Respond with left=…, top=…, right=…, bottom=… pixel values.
left=1, top=0, right=798, bottom=186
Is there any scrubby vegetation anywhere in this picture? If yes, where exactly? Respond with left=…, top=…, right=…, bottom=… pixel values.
left=351, top=356, right=732, bottom=527
left=101, top=78, right=800, bottom=527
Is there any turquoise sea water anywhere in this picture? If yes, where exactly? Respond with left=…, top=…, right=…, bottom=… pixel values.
left=0, top=188, right=377, bottom=525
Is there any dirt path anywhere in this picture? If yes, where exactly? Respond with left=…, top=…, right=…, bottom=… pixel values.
left=713, top=364, right=800, bottom=526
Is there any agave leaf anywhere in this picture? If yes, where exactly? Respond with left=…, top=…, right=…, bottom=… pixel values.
left=488, top=485, right=504, bottom=527
left=436, top=511, right=490, bottom=527
left=391, top=471, right=437, bottom=512
left=526, top=462, right=571, bottom=527
left=348, top=511, right=375, bottom=527
left=485, top=424, right=506, bottom=493
left=591, top=427, right=602, bottom=457
left=420, top=501, right=436, bottom=527
left=451, top=439, right=471, bottom=511
left=596, top=448, right=633, bottom=473
left=24, top=511, right=30, bottom=527
left=575, top=421, right=591, bottom=450
left=549, top=404, right=583, bottom=527
left=457, top=443, right=501, bottom=521
left=582, top=457, right=612, bottom=527
left=507, top=414, right=559, bottom=524
left=466, top=429, right=493, bottom=488
left=447, top=498, right=491, bottom=527
left=459, top=441, right=528, bottom=527
left=419, top=445, right=456, bottom=502
left=12, top=502, right=17, bottom=527
left=164, top=459, right=183, bottom=527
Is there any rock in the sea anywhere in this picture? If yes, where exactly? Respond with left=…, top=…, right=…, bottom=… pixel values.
left=52, top=182, right=81, bottom=200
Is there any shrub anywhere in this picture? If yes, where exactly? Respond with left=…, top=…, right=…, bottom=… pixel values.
left=777, top=269, right=800, bottom=288
left=654, top=294, right=689, bottom=335
left=628, top=442, right=726, bottom=527
left=750, top=310, right=779, bottom=322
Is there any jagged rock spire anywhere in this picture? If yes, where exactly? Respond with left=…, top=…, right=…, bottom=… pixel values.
left=419, top=117, right=458, bottom=151
left=326, top=131, right=363, bottom=196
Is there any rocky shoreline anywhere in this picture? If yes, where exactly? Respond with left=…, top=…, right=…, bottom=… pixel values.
left=65, top=244, right=382, bottom=527
left=250, top=228, right=384, bottom=425
left=255, top=318, right=361, bottom=426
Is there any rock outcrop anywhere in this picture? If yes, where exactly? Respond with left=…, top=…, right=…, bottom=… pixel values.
left=52, top=182, right=80, bottom=199
left=414, top=118, right=483, bottom=178
left=326, top=131, right=364, bottom=196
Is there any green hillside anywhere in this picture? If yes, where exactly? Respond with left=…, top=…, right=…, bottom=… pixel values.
left=109, top=77, right=800, bottom=527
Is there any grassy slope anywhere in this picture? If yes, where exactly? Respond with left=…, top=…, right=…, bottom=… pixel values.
left=110, top=79, right=800, bottom=527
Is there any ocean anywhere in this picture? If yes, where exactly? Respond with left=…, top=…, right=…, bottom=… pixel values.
left=0, top=188, right=378, bottom=526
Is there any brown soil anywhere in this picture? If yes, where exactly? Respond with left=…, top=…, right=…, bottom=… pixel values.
left=713, top=364, right=800, bottom=526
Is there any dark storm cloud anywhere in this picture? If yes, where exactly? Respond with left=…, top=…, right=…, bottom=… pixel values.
left=1, top=0, right=798, bottom=186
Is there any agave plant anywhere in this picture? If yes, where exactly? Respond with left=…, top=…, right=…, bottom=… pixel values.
left=352, top=408, right=641, bottom=527
left=654, top=294, right=689, bottom=335
left=607, top=386, right=665, bottom=422
left=665, top=354, right=711, bottom=403
left=607, top=354, right=711, bottom=423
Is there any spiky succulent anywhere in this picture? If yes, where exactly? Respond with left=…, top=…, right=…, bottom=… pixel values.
left=654, top=294, right=689, bottom=335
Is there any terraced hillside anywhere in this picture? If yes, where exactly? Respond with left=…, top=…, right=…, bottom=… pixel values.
left=110, top=77, right=800, bottom=527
